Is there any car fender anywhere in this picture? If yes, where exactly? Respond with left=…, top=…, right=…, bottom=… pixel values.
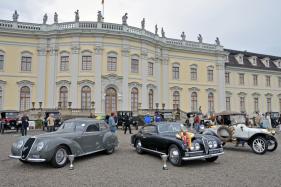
left=102, top=131, right=118, bottom=150
left=247, top=133, right=272, bottom=144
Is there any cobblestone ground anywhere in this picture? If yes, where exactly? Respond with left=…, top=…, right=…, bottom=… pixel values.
left=0, top=128, right=280, bottom=187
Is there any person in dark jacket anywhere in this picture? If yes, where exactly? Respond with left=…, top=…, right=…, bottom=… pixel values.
left=21, top=113, right=29, bottom=136
left=124, top=114, right=132, bottom=134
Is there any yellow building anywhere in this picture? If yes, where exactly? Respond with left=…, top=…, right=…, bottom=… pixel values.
left=0, top=12, right=279, bottom=115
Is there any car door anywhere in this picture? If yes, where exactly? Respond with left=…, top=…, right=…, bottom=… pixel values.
left=79, top=123, right=103, bottom=153
left=140, top=126, right=157, bottom=150
left=233, top=124, right=249, bottom=139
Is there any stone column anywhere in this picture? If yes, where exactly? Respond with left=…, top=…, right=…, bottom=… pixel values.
left=48, top=47, right=58, bottom=108
left=70, top=45, right=80, bottom=108
left=94, top=46, right=103, bottom=114
left=217, top=63, right=226, bottom=112
left=37, top=48, right=47, bottom=106
left=162, top=56, right=169, bottom=107
left=121, top=48, right=130, bottom=110
left=155, top=58, right=161, bottom=104
left=141, top=50, right=148, bottom=109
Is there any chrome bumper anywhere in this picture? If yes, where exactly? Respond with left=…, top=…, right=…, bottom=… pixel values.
left=9, top=155, right=46, bottom=162
left=182, top=152, right=224, bottom=161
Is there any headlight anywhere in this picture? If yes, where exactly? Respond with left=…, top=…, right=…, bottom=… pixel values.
left=36, top=142, right=44, bottom=151
left=194, top=143, right=200, bottom=150
left=189, top=145, right=194, bottom=151
left=16, top=140, right=24, bottom=149
left=208, top=141, right=214, bottom=148
left=213, top=141, right=218, bottom=148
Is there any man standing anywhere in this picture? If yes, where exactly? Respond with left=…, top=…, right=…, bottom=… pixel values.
left=47, top=113, right=55, bottom=132
left=108, top=112, right=117, bottom=133
left=124, top=114, right=132, bottom=134
left=21, top=113, right=29, bottom=136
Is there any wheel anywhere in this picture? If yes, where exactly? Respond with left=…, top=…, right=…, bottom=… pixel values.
left=267, top=136, right=278, bottom=152
left=51, top=145, right=69, bottom=168
left=251, top=136, right=268, bottom=154
left=135, top=139, right=143, bottom=154
left=168, top=144, right=182, bottom=166
left=205, top=156, right=218, bottom=162
left=217, top=126, right=232, bottom=142
left=105, top=147, right=115, bottom=154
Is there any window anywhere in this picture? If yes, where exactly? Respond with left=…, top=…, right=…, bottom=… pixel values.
left=266, top=76, right=271, bottom=87
left=208, top=93, right=214, bottom=113
left=82, top=56, right=92, bottom=71
left=131, top=88, right=138, bottom=112
left=0, top=87, right=3, bottom=109
left=143, top=126, right=157, bottom=133
left=173, top=91, right=180, bottom=110
left=267, top=98, right=271, bottom=112
left=81, top=86, right=91, bottom=109
left=279, top=98, right=281, bottom=113
left=99, top=122, right=109, bottom=131
left=19, top=86, right=30, bottom=111
left=131, top=58, right=139, bottom=73
left=279, top=77, right=281, bottom=87
left=191, top=68, right=197, bottom=80
left=253, top=75, right=258, bottom=86
left=86, top=124, right=99, bottom=132
left=239, top=73, right=244, bottom=85
left=0, top=54, right=4, bottom=70
left=172, top=65, right=179, bottom=80
left=148, top=62, right=153, bottom=76
left=254, top=98, right=259, bottom=113
left=60, top=56, right=69, bottom=71
left=226, top=97, right=231, bottom=111
left=225, top=72, right=230, bottom=84
left=208, top=69, right=213, bottom=81
left=148, top=89, right=153, bottom=109
left=191, top=92, right=197, bottom=112
left=107, top=55, right=117, bottom=71
left=59, top=86, right=68, bottom=109
left=21, top=56, right=32, bottom=71
left=240, top=97, right=245, bottom=113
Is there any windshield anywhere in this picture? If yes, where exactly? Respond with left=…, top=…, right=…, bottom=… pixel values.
left=270, top=113, right=279, bottom=118
left=6, top=112, right=19, bottom=118
left=230, top=115, right=246, bottom=124
left=158, top=123, right=187, bottom=133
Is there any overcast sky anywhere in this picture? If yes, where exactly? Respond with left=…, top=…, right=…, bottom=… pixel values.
left=1, top=0, right=281, bottom=56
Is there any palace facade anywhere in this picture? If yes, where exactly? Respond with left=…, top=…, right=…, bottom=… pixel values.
left=0, top=13, right=280, bottom=115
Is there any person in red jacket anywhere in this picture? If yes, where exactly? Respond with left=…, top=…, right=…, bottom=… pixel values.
left=194, top=115, right=201, bottom=133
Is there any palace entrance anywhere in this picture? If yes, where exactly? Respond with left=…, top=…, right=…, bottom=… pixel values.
left=105, top=87, right=117, bottom=114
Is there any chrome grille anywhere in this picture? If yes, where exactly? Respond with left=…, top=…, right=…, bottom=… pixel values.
left=202, top=137, right=209, bottom=154
left=21, top=138, right=35, bottom=159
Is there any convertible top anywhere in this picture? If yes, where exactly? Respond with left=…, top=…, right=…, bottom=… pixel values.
left=215, top=111, right=243, bottom=116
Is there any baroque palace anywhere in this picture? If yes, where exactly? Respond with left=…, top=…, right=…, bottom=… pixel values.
left=0, top=11, right=281, bottom=115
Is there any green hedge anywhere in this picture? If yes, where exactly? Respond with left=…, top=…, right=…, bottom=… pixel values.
left=35, top=119, right=44, bottom=129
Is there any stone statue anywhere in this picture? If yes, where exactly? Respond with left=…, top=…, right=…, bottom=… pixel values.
left=43, top=14, right=48, bottom=24
left=122, top=13, right=128, bottom=25
left=54, top=12, right=58, bottom=23
left=181, top=32, right=186, bottom=41
left=215, top=37, right=220, bottom=45
left=12, top=10, right=19, bottom=22
left=75, top=10, right=79, bottom=22
left=97, top=11, right=103, bottom=22
left=198, top=34, right=203, bottom=43
left=141, top=18, right=145, bottom=30
left=161, top=28, right=165, bottom=38
left=155, top=24, right=158, bottom=35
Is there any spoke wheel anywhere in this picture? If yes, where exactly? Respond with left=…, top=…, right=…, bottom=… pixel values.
left=135, top=139, right=143, bottom=154
left=168, top=144, right=182, bottom=166
left=267, top=136, right=278, bottom=152
left=251, top=137, right=268, bottom=155
left=51, top=146, right=69, bottom=168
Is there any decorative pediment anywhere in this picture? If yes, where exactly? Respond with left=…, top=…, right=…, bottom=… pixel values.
left=190, top=64, right=198, bottom=68
left=206, top=88, right=216, bottom=92
left=170, top=86, right=183, bottom=92
left=0, top=80, right=7, bottom=85
left=238, top=92, right=247, bottom=96
left=265, top=93, right=273, bottom=98
left=207, top=65, right=214, bottom=70
left=252, top=92, right=261, bottom=97
left=128, top=82, right=142, bottom=89
left=56, top=80, right=71, bottom=86
left=225, top=91, right=232, bottom=96
left=147, top=83, right=157, bottom=90
left=102, top=74, right=123, bottom=81
left=78, top=80, right=95, bottom=86
left=17, top=80, right=34, bottom=86
left=189, top=87, right=200, bottom=92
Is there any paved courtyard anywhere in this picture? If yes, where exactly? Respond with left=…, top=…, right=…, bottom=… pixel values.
left=0, top=129, right=280, bottom=187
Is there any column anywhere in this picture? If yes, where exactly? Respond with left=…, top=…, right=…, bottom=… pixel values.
left=37, top=48, right=47, bottom=106
left=70, top=45, right=80, bottom=108
left=122, top=48, right=129, bottom=110
left=48, top=47, right=58, bottom=108
left=155, top=58, right=161, bottom=104
left=217, top=63, right=226, bottom=111
left=94, top=46, right=103, bottom=114
left=141, top=51, right=148, bottom=109
left=162, top=56, right=169, bottom=106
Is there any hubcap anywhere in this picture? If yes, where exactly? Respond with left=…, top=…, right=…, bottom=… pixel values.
left=136, top=140, right=142, bottom=152
left=253, top=139, right=265, bottom=153
left=169, top=148, right=179, bottom=164
left=55, top=148, right=67, bottom=165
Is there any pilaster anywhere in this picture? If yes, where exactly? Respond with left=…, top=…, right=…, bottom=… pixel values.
left=121, top=46, right=130, bottom=110
left=217, top=62, right=226, bottom=112
left=162, top=52, right=169, bottom=107
left=70, top=44, right=80, bottom=108
left=48, top=46, right=58, bottom=108
left=37, top=47, right=47, bottom=106
left=94, top=45, right=103, bottom=114
left=141, top=49, right=148, bottom=109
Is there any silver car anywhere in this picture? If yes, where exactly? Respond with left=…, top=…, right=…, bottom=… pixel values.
left=9, top=118, right=118, bottom=168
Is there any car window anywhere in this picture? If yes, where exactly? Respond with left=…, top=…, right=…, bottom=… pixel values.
left=76, top=123, right=86, bottom=132
left=142, top=126, right=157, bottom=133
left=57, top=121, right=76, bottom=132
left=86, top=124, right=99, bottom=132
left=99, top=122, right=108, bottom=131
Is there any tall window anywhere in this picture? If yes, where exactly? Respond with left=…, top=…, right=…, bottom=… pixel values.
left=173, top=91, right=180, bottom=110
left=131, top=88, right=138, bottom=111
left=82, top=56, right=92, bottom=71
left=279, top=77, right=281, bottom=88
left=59, top=86, right=68, bottom=109
left=0, top=87, right=3, bottom=110
left=267, top=98, right=271, bottom=112
left=191, top=92, right=197, bottom=112
left=148, top=62, right=153, bottom=76
left=105, top=88, right=117, bottom=114
left=81, top=86, right=91, bottom=109
left=254, top=98, right=259, bottom=113
left=253, top=75, right=258, bottom=86
left=19, top=86, right=30, bottom=111
left=266, top=76, right=271, bottom=87
left=131, top=58, right=139, bottom=73
left=279, top=98, right=281, bottom=113
left=240, top=97, right=245, bottom=113
left=225, top=72, right=230, bottom=84
left=191, top=68, right=197, bottom=80
left=226, top=97, right=231, bottom=111
left=148, top=89, right=153, bottom=109
left=21, top=56, right=32, bottom=71
left=60, top=56, right=69, bottom=71
left=239, top=73, right=244, bottom=85
left=107, top=54, right=117, bottom=71
left=207, top=69, right=213, bottom=81
left=208, top=93, right=214, bottom=113
left=172, top=65, right=179, bottom=80
left=0, top=54, right=4, bottom=70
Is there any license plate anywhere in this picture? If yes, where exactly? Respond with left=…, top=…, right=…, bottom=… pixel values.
left=11, top=127, right=15, bottom=130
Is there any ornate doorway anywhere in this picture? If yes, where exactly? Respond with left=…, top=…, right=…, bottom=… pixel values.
left=105, top=87, right=117, bottom=114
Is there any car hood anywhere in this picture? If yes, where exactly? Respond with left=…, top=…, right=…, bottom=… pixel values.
left=35, top=131, right=80, bottom=139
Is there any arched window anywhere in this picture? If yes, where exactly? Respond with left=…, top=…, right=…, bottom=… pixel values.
left=59, top=86, right=68, bottom=109
left=105, top=87, right=117, bottom=114
left=191, top=92, right=197, bottom=112
left=107, top=52, right=117, bottom=71
left=81, top=86, right=91, bottom=109
left=173, top=91, right=180, bottom=110
left=0, top=87, right=3, bottom=109
left=208, top=92, right=214, bottom=113
left=131, top=88, right=138, bottom=111
left=148, top=89, right=154, bottom=109
left=20, top=86, right=30, bottom=111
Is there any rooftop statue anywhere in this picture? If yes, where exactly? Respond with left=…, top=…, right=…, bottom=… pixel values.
left=122, top=13, right=128, bottom=25
left=155, top=24, right=158, bottom=35
left=75, top=10, right=79, bottom=22
left=215, top=37, right=220, bottom=45
left=43, top=14, right=48, bottom=24
left=181, top=32, right=186, bottom=41
left=141, top=18, right=145, bottom=30
left=54, top=12, right=58, bottom=23
left=97, top=11, right=103, bottom=22
left=161, top=28, right=165, bottom=38
left=198, top=34, right=203, bottom=43
left=12, top=10, right=19, bottom=22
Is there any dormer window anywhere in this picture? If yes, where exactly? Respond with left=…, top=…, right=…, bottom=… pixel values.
left=235, top=54, right=244, bottom=65
left=262, top=57, right=270, bottom=67
left=249, top=56, right=257, bottom=66
left=273, top=60, right=281, bottom=68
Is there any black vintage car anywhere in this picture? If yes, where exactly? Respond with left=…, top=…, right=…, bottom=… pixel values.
left=131, top=122, right=224, bottom=166
left=117, top=111, right=138, bottom=130
left=0, top=110, right=21, bottom=133
left=265, top=112, right=280, bottom=128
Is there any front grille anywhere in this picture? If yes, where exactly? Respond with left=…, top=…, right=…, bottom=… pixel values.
left=202, top=137, right=209, bottom=154
left=21, top=138, right=36, bottom=159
